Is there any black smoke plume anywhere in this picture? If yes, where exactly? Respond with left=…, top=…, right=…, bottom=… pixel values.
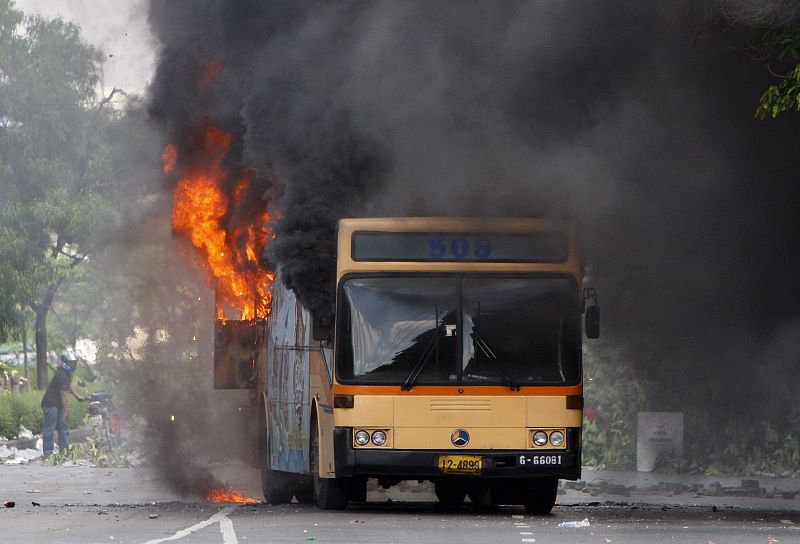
left=147, top=0, right=800, bottom=458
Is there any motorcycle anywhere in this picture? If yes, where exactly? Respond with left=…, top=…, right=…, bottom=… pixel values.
left=77, top=380, right=121, bottom=452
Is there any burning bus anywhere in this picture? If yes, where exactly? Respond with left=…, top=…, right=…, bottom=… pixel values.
left=214, top=217, right=600, bottom=513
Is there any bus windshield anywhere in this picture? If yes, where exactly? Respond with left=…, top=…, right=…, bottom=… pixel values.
left=336, top=276, right=580, bottom=386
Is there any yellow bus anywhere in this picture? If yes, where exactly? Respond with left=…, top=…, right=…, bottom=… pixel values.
left=215, top=217, right=599, bottom=513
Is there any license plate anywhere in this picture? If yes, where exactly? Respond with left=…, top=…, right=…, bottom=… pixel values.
left=437, top=455, right=483, bottom=474
left=519, top=454, right=564, bottom=466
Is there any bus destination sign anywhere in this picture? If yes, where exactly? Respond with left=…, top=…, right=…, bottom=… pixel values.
left=352, top=231, right=569, bottom=263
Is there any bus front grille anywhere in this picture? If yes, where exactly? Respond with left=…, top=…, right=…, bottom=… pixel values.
left=429, top=398, right=491, bottom=412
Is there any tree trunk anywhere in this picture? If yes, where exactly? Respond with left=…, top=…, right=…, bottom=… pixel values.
left=35, top=304, right=49, bottom=390
left=33, top=284, right=59, bottom=390
left=21, top=320, right=28, bottom=380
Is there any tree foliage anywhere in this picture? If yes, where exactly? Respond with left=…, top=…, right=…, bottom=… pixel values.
left=0, top=0, right=118, bottom=386
left=755, top=26, right=800, bottom=118
left=715, top=1, right=800, bottom=118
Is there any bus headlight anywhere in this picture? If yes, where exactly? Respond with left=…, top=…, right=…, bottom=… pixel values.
left=533, top=431, right=548, bottom=447
left=549, top=430, right=564, bottom=447
left=354, top=430, right=370, bottom=446
left=371, top=430, right=387, bottom=446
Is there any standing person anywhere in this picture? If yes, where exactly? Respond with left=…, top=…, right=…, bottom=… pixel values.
left=41, top=351, right=85, bottom=458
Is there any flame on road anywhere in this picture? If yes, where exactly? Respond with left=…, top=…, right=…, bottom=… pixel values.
left=207, top=487, right=261, bottom=504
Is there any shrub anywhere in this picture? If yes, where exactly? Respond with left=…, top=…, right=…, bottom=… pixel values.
left=0, top=394, right=17, bottom=439
left=66, top=395, right=87, bottom=428
left=9, top=391, right=45, bottom=435
left=9, top=391, right=44, bottom=434
left=582, top=338, right=649, bottom=470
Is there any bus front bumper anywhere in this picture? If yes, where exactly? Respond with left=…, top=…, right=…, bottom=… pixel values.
left=333, top=427, right=581, bottom=480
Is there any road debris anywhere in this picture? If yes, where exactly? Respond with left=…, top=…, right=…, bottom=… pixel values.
left=31, top=501, right=40, bottom=506
left=0, top=443, right=42, bottom=464
left=3, top=501, right=15, bottom=508
left=148, top=513, right=159, bottom=519
left=558, top=518, right=590, bottom=528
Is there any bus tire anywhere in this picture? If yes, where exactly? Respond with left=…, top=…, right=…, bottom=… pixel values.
left=259, top=403, right=293, bottom=504
left=262, top=469, right=294, bottom=505
left=523, top=478, right=558, bottom=515
left=434, top=480, right=468, bottom=508
left=349, top=477, right=367, bottom=503
left=310, top=416, right=349, bottom=510
left=466, top=482, right=491, bottom=507
left=294, top=477, right=315, bottom=504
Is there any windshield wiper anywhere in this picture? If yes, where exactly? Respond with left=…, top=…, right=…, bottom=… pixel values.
left=401, top=306, right=440, bottom=391
left=472, top=302, right=519, bottom=391
left=471, top=331, right=520, bottom=391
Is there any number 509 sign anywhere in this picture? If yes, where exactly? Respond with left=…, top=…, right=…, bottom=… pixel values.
left=351, top=231, right=567, bottom=263
left=429, top=237, right=492, bottom=260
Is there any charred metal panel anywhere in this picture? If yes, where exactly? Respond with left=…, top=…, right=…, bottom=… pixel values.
left=214, top=319, right=265, bottom=389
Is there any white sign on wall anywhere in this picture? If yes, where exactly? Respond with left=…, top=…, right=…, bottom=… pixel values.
left=637, top=412, right=684, bottom=472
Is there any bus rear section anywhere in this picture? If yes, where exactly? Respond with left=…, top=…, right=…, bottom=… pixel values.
left=323, top=218, right=599, bottom=513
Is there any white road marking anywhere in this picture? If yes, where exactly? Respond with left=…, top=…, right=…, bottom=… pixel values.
left=219, top=513, right=238, bottom=544
left=141, top=507, right=237, bottom=544
left=521, top=539, right=536, bottom=543
left=520, top=531, right=533, bottom=534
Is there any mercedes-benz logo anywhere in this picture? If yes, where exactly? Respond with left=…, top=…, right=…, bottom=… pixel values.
left=451, top=429, right=470, bottom=448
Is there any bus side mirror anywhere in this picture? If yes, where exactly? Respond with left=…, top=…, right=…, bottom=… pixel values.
left=585, top=305, right=600, bottom=339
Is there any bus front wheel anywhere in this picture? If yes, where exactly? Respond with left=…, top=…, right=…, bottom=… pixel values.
left=310, top=418, right=349, bottom=510
left=523, top=478, right=558, bottom=515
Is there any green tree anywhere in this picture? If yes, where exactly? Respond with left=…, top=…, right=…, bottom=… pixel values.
left=0, top=0, right=119, bottom=388
left=715, top=1, right=800, bottom=118
left=755, top=26, right=800, bottom=119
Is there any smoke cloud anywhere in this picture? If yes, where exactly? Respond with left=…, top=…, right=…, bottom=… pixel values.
left=146, top=0, right=800, bottom=448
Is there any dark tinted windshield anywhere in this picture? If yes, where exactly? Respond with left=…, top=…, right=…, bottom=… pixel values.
left=336, top=276, right=580, bottom=386
left=462, top=278, right=580, bottom=385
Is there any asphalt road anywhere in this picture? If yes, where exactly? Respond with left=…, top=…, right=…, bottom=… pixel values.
left=2, top=464, right=800, bottom=543
left=3, top=501, right=800, bottom=544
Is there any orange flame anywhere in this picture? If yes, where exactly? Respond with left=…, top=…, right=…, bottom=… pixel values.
left=199, top=58, right=223, bottom=88
left=207, top=487, right=261, bottom=504
left=162, top=144, right=177, bottom=174
left=168, top=126, right=273, bottom=320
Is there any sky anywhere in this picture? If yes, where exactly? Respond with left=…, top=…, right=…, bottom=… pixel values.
left=15, top=0, right=155, bottom=96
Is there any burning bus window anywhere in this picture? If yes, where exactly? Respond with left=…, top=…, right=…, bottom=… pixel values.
left=168, top=126, right=274, bottom=322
